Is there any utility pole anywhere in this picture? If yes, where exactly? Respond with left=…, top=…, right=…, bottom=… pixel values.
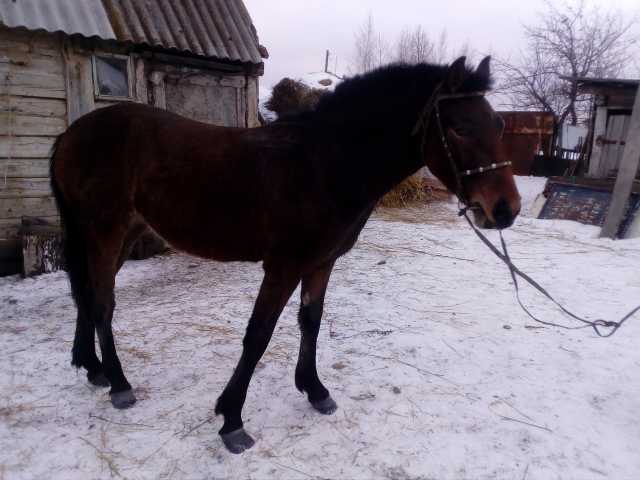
left=600, top=86, right=640, bottom=238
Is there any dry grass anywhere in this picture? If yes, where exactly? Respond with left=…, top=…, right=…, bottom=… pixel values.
left=379, top=174, right=451, bottom=208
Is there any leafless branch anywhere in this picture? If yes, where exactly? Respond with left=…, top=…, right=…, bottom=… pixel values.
left=495, top=0, right=639, bottom=126
left=351, top=14, right=390, bottom=73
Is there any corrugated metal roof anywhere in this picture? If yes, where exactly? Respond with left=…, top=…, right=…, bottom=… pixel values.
left=0, top=0, right=116, bottom=40
left=102, top=0, right=263, bottom=64
left=0, top=0, right=264, bottom=65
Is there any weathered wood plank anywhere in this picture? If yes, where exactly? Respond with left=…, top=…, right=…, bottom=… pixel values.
left=246, top=76, right=259, bottom=128
left=0, top=97, right=67, bottom=118
left=0, top=177, right=52, bottom=198
left=0, top=113, right=67, bottom=136
left=150, top=71, right=166, bottom=109
left=64, top=48, right=94, bottom=122
left=0, top=136, right=55, bottom=158
left=0, top=196, right=58, bottom=222
left=134, top=56, right=148, bottom=104
left=588, top=106, right=609, bottom=177
left=0, top=216, right=59, bottom=240
left=0, top=69, right=67, bottom=99
left=0, top=48, right=65, bottom=76
left=0, top=218, right=21, bottom=241
left=0, top=28, right=62, bottom=57
left=0, top=158, right=51, bottom=178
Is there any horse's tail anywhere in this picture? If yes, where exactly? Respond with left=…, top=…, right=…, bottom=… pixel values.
left=50, top=133, right=90, bottom=317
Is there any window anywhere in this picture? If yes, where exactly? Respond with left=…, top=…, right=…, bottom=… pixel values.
left=92, top=54, right=133, bottom=99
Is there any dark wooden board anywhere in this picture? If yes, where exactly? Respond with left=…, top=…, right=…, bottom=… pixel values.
left=539, top=182, right=640, bottom=237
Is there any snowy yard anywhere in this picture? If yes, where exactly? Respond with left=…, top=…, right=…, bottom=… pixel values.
left=2, top=177, right=640, bottom=480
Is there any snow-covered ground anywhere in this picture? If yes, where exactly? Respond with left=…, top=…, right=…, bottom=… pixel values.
left=2, top=177, right=640, bottom=480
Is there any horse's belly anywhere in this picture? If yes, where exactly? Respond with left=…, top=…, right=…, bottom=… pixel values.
left=139, top=205, right=265, bottom=262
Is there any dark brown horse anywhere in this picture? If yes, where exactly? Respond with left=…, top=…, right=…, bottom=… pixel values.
left=50, top=56, right=520, bottom=453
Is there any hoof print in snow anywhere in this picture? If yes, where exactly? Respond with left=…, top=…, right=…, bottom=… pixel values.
left=220, top=428, right=255, bottom=454
left=110, top=389, right=137, bottom=409
left=311, top=396, right=338, bottom=415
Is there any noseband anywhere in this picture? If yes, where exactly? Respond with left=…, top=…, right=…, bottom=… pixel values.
left=411, top=83, right=512, bottom=205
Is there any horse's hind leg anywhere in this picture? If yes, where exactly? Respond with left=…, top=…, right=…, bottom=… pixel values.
left=85, top=224, right=136, bottom=409
left=70, top=222, right=146, bottom=389
left=63, top=212, right=107, bottom=387
left=295, top=262, right=337, bottom=414
left=72, top=302, right=108, bottom=387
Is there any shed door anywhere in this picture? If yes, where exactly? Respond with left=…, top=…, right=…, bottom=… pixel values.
left=600, top=111, right=631, bottom=177
left=163, top=73, right=246, bottom=127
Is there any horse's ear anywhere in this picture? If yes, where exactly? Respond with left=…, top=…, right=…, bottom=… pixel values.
left=476, top=56, right=491, bottom=80
left=446, top=56, right=467, bottom=93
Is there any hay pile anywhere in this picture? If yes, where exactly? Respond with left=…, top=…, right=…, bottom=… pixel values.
left=264, top=78, right=327, bottom=118
left=379, top=173, right=451, bottom=208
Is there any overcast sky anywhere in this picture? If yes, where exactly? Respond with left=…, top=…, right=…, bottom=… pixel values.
left=245, top=0, right=640, bottom=92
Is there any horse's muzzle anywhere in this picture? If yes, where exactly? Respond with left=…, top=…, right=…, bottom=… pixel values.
left=472, top=197, right=520, bottom=230
left=492, top=197, right=518, bottom=229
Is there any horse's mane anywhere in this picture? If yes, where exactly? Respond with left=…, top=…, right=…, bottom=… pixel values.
left=280, top=62, right=492, bottom=132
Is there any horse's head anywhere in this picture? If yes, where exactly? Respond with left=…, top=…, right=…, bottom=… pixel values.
left=423, top=56, right=521, bottom=229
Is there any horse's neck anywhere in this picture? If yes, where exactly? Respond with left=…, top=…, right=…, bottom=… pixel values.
left=337, top=127, right=425, bottom=206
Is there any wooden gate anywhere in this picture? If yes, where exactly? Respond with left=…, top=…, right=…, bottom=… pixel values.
left=597, top=110, right=632, bottom=177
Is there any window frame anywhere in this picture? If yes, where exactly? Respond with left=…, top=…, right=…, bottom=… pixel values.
left=92, top=53, right=134, bottom=101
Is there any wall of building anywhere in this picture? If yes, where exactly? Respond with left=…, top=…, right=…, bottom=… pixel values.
left=498, top=111, right=555, bottom=175
left=1, top=27, right=261, bottom=275
left=0, top=28, right=66, bottom=274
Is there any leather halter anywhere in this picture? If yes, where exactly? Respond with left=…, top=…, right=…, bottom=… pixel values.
left=411, top=83, right=512, bottom=205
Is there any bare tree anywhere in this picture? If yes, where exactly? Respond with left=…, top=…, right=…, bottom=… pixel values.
left=352, top=14, right=390, bottom=73
left=395, top=26, right=475, bottom=65
left=497, top=0, right=638, bottom=126
left=396, top=26, right=434, bottom=63
left=353, top=16, right=478, bottom=73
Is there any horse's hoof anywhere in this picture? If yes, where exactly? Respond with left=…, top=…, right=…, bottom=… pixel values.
left=311, top=395, right=338, bottom=415
left=110, top=389, right=137, bottom=409
left=88, top=372, right=109, bottom=387
left=220, top=428, right=255, bottom=454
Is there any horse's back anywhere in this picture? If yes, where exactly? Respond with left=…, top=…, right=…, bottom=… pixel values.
left=52, top=103, right=291, bottom=262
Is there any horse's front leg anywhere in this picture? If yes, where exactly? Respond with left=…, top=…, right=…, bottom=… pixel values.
left=215, top=266, right=300, bottom=454
left=295, top=261, right=337, bottom=414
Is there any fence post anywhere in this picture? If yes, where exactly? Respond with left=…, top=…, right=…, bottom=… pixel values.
left=600, top=86, right=640, bottom=239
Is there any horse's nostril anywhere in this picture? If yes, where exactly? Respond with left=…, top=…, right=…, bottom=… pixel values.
left=492, top=198, right=514, bottom=229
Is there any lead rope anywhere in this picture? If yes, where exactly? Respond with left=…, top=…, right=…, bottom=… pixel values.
left=460, top=210, right=640, bottom=337
left=408, top=86, right=632, bottom=335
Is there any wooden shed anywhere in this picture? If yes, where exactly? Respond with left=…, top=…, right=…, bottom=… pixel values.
left=569, top=77, right=640, bottom=179
left=0, top=0, right=266, bottom=276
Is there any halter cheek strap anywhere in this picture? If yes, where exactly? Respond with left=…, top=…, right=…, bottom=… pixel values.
left=411, top=84, right=512, bottom=204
